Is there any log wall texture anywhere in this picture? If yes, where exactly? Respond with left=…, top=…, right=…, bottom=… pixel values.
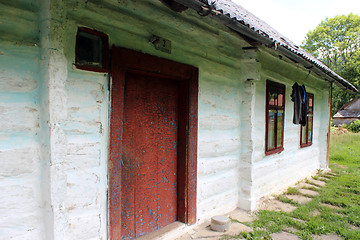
left=0, top=0, right=331, bottom=239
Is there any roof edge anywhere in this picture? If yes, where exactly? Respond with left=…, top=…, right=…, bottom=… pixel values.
left=340, top=97, right=360, bottom=110
left=173, top=0, right=359, bottom=94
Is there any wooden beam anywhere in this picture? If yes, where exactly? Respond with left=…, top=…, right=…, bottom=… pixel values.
left=326, top=82, right=333, bottom=168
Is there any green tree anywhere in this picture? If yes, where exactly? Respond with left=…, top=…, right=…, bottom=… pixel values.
left=302, top=14, right=360, bottom=115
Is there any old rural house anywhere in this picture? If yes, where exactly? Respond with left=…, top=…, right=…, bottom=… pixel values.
left=333, top=97, right=360, bottom=126
left=1, top=0, right=358, bottom=239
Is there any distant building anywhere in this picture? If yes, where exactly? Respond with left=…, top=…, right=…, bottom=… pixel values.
left=333, top=98, right=360, bottom=126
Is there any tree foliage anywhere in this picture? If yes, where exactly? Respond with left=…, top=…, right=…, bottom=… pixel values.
left=301, top=14, right=360, bottom=115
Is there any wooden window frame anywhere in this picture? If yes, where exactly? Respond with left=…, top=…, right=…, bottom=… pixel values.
left=75, top=27, right=109, bottom=73
left=265, top=80, right=286, bottom=155
left=300, top=93, right=314, bottom=148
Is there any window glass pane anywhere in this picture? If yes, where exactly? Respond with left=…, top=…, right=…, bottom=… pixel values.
left=301, top=126, right=307, bottom=144
left=269, top=89, right=277, bottom=106
left=308, top=117, right=313, bottom=142
left=77, top=31, right=104, bottom=68
left=277, top=110, right=283, bottom=147
left=308, top=97, right=313, bottom=107
left=268, top=110, right=276, bottom=149
left=278, top=93, right=284, bottom=107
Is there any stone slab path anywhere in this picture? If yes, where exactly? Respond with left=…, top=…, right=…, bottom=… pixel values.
left=271, top=231, right=301, bottom=240
left=259, top=197, right=297, bottom=212
left=175, top=174, right=345, bottom=240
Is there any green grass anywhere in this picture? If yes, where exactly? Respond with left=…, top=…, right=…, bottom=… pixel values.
left=286, top=187, right=301, bottom=195
left=329, top=132, right=360, bottom=167
left=301, top=185, right=319, bottom=192
left=276, top=195, right=300, bottom=206
left=225, top=131, right=360, bottom=240
left=311, top=175, right=320, bottom=180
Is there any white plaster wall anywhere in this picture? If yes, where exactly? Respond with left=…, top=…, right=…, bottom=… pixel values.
left=0, top=2, right=50, bottom=238
left=62, top=71, right=109, bottom=240
left=0, top=42, right=43, bottom=239
left=249, top=55, right=331, bottom=207
left=197, top=67, right=242, bottom=221
left=237, top=49, right=262, bottom=210
left=60, top=0, right=249, bottom=230
left=0, top=0, right=333, bottom=239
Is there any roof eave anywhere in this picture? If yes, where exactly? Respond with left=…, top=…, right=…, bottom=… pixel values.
left=173, top=0, right=359, bottom=94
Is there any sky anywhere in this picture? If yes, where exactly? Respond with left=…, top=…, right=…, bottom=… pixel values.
left=232, top=0, right=360, bottom=46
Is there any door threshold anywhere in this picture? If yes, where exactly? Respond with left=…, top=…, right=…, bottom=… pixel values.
left=135, top=222, right=188, bottom=240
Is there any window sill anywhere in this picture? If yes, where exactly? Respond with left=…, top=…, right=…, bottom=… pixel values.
left=300, top=143, right=313, bottom=148
left=75, top=64, right=108, bottom=73
left=265, top=147, right=284, bottom=156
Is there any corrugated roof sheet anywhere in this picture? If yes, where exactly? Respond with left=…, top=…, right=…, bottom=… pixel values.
left=174, top=0, right=358, bottom=93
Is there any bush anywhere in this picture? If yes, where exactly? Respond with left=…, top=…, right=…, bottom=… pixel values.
left=344, top=119, right=360, bottom=133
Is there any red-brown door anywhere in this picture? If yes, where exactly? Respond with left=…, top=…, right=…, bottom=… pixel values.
left=109, top=47, right=198, bottom=240
left=120, top=72, right=179, bottom=239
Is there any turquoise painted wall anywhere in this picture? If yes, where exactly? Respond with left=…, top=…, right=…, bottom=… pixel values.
left=0, top=1, right=43, bottom=239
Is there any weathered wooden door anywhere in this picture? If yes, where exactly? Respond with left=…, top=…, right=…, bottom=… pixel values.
left=109, top=47, right=198, bottom=240
left=120, top=72, right=178, bottom=239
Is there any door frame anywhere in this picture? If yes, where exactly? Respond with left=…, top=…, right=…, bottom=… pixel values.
left=108, top=46, right=198, bottom=239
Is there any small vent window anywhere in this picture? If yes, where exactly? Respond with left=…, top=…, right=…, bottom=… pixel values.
left=75, top=27, right=108, bottom=72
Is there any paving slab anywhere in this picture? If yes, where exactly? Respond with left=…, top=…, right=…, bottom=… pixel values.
left=284, top=226, right=298, bottom=233
left=296, top=182, right=320, bottom=190
left=183, top=219, right=252, bottom=240
left=310, top=210, right=321, bottom=217
left=321, top=203, right=342, bottom=210
left=323, top=173, right=335, bottom=178
left=175, top=232, right=192, bottom=240
left=228, top=208, right=257, bottom=222
left=290, top=217, right=306, bottom=224
left=228, top=222, right=253, bottom=235
left=200, top=237, right=221, bottom=240
left=313, top=233, right=342, bottom=240
left=321, top=175, right=332, bottom=179
left=350, top=225, right=360, bottom=231
left=259, top=198, right=297, bottom=212
left=309, top=179, right=327, bottom=187
left=270, top=232, right=301, bottom=240
left=285, top=194, right=312, bottom=204
left=190, top=222, right=224, bottom=239
left=298, top=188, right=319, bottom=196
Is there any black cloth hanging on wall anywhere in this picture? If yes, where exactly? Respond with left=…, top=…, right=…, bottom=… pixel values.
left=291, top=83, right=307, bottom=126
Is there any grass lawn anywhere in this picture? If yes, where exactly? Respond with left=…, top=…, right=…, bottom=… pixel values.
left=227, top=131, right=360, bottom=240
